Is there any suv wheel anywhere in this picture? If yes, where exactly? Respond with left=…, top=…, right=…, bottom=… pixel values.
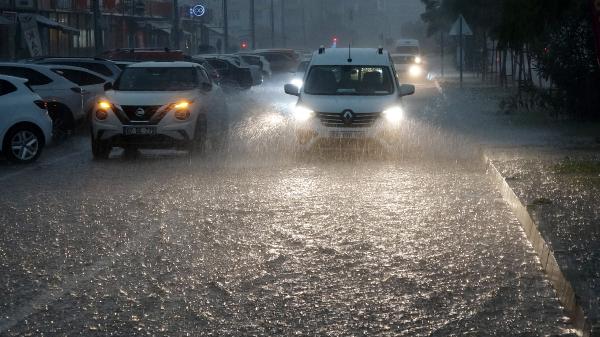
left=189, top=116, right=207, bottom=154
left=91, top=134, right=111, bottom=160
left=3, top=125, right=44, bottom=164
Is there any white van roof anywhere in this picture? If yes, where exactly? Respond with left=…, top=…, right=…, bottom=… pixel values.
left=395, top=39, right=420, bottom=47
left=311, top=48, right=391, bottom=66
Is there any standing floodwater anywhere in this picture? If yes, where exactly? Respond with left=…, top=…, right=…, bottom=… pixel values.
left=0, top=74, right=569, bottom=336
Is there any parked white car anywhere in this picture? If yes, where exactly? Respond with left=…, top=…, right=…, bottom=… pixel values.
left=284, top=48, right=415, bottom=146
left=91, top=61, right=228, bottom=159
left=44, top=64, right=112, bottom=117
left=27, top=57, right=122, bottom=81
left=0, top=63, right=104, bottom=135
left=0, top=75, right=53, bottom=163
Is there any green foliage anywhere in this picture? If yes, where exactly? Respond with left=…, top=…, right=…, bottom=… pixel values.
left=421, top=0, right=600, bottom=120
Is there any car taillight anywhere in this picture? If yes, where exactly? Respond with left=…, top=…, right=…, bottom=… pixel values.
left=34, top=100, right=47, bottom=110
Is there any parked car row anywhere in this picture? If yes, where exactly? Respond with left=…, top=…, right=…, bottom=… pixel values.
left=0, top=48, right=303, bottom=164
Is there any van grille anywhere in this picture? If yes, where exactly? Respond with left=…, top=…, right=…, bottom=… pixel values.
left=317, top=112, right=381, bottom=128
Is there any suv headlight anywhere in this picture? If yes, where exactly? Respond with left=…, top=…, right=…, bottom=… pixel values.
left=382, top=106, right=404, bottom=122
left=165, top=100, right=192, bottom=120
left=96, top=100, right=113, bottom=120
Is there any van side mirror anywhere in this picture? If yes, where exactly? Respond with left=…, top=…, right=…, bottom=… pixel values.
left=103, top=82, right=113, bottom=91
left=201, top=82, right=213, bottom=92
left=399, top=84, right=415, bottom=97
left=284, top=83, right=300, bottom=96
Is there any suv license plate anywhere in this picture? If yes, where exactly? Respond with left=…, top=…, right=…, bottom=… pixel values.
left=123, top=126, right=157, bottom=136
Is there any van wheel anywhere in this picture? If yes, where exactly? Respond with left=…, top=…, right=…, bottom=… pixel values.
left=3, top=125, right=44, bottom=164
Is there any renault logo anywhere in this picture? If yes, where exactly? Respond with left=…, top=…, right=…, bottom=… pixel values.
left=342, top=109, right=354, bottom=124
left=135, top=107, right=145, bottom=118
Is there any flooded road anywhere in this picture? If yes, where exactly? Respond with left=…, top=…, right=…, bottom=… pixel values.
left=0, top=77, right=566, bottom=336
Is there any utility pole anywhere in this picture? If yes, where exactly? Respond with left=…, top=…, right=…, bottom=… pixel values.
left=301, top=3, right=307, bottom=48
left=250, top=0, right=256, bottom=49
left=440, top=31, right=444, bottom=78
left=173, top=0, right=180, bottom=49
left=223, top=0, right=229, bottom=53
left=459, top=17, right=463, bottom=88
left=270, top=0, right=275, bottom=47
left=92, top=0, right=103, bottom=54
left=129, top=0, right=135, bottom=47
left=280, top=0, right=286, bottom=47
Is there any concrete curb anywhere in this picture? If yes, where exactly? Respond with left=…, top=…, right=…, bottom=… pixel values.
left=484, top=154, right=592, bottom=337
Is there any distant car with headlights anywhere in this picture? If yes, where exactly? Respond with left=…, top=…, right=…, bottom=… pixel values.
left=90, top=61, right=228, bottom=159
left=0, top=75, right=53, bottom=163
left=284, top=47, right=415, bottom=146
left=391, top=53, right=425, bottom=79
left=392, top=39, right=425, bottom=79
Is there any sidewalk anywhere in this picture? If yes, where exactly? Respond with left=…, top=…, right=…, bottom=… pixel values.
left=432, top=75, right=600, bottom=336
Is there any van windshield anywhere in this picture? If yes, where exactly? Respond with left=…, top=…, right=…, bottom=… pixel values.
left=392, top=55, right=416, bottom=64
left=395, top=46, right=420, bottom=54
left=114, top=67, right=198, bottom=91
left=304, top=65, right=394, bottom=95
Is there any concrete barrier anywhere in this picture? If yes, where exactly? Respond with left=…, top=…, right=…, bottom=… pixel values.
left=485, top=154, right=592, bottom=337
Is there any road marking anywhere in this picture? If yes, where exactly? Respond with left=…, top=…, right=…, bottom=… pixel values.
left=0, top=150, right=86, bottom=183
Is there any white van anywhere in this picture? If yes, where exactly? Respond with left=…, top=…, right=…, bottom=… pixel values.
left=392, top=39, right=424, bottom=79
left=284, top=47, right=415, bottom=146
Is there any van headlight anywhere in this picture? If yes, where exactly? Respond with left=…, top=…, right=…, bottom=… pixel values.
left=293, top=106, right=314, bottom=122
left=415, top=56, right=422, bottom=64
left=382, top=106, right=404, bottom=123
left=409, top=65, right=423, bottom=77
left=291, top=78, right=304, bottom=88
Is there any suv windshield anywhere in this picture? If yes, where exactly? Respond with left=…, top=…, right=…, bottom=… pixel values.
left=114, top=67, right=198, bottom=91
left=304, top=65, right=394, bottom=95
left=392, top=55, right=416, bottom=64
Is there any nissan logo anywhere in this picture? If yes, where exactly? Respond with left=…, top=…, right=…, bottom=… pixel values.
left=135, top=107, right=145, bottom=118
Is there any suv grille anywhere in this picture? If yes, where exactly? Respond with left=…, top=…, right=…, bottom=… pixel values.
left=317, top=112, right=381, bottom=128
left=121, top=106, right=162, bottom=121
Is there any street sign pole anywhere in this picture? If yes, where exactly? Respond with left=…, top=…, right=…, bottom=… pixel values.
left=459, top=17, right=463, bottom=88
left=92, top=0, right=103, bottom=54
left=173, top=0, right=180, bottom=49
left=250, top=0, right=256, bottom=49
left=449, top=15, right=472, bottom=87
left=270, top=0, right=275, bottom=47
left=440, top=31, right=444, bottom=78
left=591, top=0, right=600, bottom=66
left=223, top=0, right=229, bottom=53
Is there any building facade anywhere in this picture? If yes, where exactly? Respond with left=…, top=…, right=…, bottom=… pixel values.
left=0, top=0, right=424, bottom=59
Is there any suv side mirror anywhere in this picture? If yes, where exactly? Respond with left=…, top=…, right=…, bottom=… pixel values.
left=201, top=82, right=213, bottom=92
left=399, top=84, right=415, bottom=97
left=284, top=83, right=300, bottom=96
left=103, top=82, right=113, bottom=91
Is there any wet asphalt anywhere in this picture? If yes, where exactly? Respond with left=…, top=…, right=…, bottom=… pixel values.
left=0, top=76, right=567, bottom=336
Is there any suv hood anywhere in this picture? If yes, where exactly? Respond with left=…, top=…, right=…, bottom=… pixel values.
left=299, top=94, right=400, bottom=113
left=105, top=90, right=197, bottom=106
